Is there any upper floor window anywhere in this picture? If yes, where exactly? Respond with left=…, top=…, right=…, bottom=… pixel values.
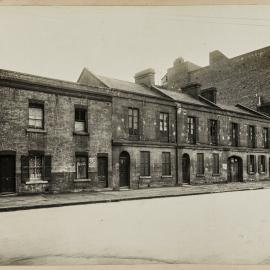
left=209, top=119, right=218, bottom=146
left=140, top=151, right=150, bottom=177
left=263, top=127, right=269, bottom=149
left=197, top=153, right=204, bottom=175
left=231, top=122, right=239, bottom=147
left=187, top=116, right=196, bottom=144
left=248, top=125, right=256, bottom=148
left=28, top=102, right=44, bottom=129
left=128, top=108, right=139, bottom=136
left=160, top=112, right=169, bottom=141
left=162, top=152, right=171, bottom=176
left=75, top=107, right=87, bottom=132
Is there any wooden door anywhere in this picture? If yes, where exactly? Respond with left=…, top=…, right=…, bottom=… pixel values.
left=228, top=157, right=242, bottom=182
left=119, top=152, right=130, bottom=187
left=182, top=154, right=190, bottom=184
left=0, top=155, right=16, bottom=193
left=98, top=157, right=108, bottom=187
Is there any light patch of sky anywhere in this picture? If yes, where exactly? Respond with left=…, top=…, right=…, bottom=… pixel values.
left=0, top=6, right=270, bottom=84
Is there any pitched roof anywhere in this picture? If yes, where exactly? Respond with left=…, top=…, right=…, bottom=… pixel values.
left=79, top=68, right=162, bottom=98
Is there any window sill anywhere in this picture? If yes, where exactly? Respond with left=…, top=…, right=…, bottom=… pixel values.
left=212, top=174, right=220, bottom=177
left=196, top=174, right=205, bottom=177
left=259, top=172, right=266, bottom=175
left=139, top=176, right=152, bottom=179
left=73, top=131, right=89, bottom=136
left=26, top=128, right=47, bottom=134
left=248, top=172, right=256, bottom=175
left=74, top=178, right=91, bottom=182
left=26, top=180, right=48, bottom=185
left=161, top=175, right=172, bottom=178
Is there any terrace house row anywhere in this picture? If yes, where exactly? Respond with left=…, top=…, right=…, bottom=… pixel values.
left=0, top=67, right=270, bottom=194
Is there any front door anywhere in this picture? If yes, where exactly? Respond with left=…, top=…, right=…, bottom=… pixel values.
left=182, top=154, right=190, bottom=184
left=228, top=157, right=242, bottom=182
left=98, top=157, right=108, bottom=187
left=0, top=155, right=16, bottom=193
left=119, top=152, right=130, bottom=188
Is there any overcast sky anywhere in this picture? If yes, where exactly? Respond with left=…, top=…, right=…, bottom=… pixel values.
left=1, top=6, right=270, bottom=84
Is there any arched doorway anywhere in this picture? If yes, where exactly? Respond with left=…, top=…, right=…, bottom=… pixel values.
left=182, top=153, right=190, bottom=184
left=119, top=151, right=130, bottom=188
left=228, top=156, right=243, bottom=182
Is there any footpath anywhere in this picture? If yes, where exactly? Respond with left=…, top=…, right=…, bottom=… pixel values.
left=1, top=181, right=270, bottom=212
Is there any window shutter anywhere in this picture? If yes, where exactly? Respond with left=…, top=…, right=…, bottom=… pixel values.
left=44, top=155, right=52, bottom=182
left=21, top=156, right=29, bottom=184
left=195, top=117, right=199, bottom=144
left=254, top=126, right=257, bottom=148
left=237, top=124, right=240, bottom=147
left=247, top=155, right=250, bottom=174
left=254, top=155, right=257, bottom=173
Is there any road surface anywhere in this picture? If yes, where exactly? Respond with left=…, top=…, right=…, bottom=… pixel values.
left=1, top=189, right=270, bottom=265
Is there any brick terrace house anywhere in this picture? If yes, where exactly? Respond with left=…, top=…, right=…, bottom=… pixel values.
left=161, top=46, right=270, bottom=114
left=0, top=66, right=270, bottom=194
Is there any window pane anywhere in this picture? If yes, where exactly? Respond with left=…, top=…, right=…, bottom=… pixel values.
left=76, top=156, right=87, bottom=179
left=75, top=121, right=85, bottom=132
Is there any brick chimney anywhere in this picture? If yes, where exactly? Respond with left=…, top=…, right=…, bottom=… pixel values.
left=209, top=50, right=228, bottom=65
left=134, top=68, right=155, bottom=87
left=181, top=83, right=202, bottom=99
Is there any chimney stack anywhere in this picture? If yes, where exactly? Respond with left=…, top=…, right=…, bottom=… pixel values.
left=134, top=68, right=155, bottom=87
left=181, top=83, right=202, bottom=99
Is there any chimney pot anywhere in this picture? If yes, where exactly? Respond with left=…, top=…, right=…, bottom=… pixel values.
left=181, top=83, right=202, bottom=99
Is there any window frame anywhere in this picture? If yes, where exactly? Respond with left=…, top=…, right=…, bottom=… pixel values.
left=128, top=107, right=139, bottom=137
left=248, top=125, right=256, bottom=148
left=258, top=155, right=266, bottom=174
left=29, top=154, right=44, bottom=181
left=75, top=107, right=88, bottom=133
left=263, top=127, right=269, bottom=149
left=187, top=116, right=196, bottom=144
left=28, top=101, right=44, bottom=130
left=209, top=119, right=218, bottom=146
left=159, top=112, right=169, bottom=142
left=196, top=153, right=205, bottom=176
left=247, top=155, right=256, bottom=175
left=162, top=152, right=171, bottom=176
left=231, top=122, right=239, bottom=147
left=75, top=154, right=88, bottom=179
left=140, top=151, right=150, bottom=177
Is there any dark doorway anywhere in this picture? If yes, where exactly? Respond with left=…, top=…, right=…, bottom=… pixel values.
left=119, top=151, right=130, bottom=188
left=228, top=156, right=243, bottom=182
left=182, top=153, right=190, bottom=184
left=98, top=156, right=108, bottom=187
left=0, top=155, right=16, bottom=193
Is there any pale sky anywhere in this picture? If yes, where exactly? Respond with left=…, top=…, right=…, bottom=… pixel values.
left=1, top=5, right=270, bottom=84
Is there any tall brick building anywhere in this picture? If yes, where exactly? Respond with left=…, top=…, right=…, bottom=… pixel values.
left=1, top=64, right=270, bottom=194
left=161, top=46, right=270, bottom=114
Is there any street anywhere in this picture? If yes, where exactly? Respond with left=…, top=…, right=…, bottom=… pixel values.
left=1, top=189, right=270, bottom=265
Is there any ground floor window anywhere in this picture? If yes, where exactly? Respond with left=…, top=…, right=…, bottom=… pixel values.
left=162, top=152, right=171, bottom=176
left=197, top=153, right=204, bottom=175
left=29, top=155, right=43, bottom=181
left=247, top=155, right=256, bottom=174
left=140, top=151, right=150, bottom=176
left=212, top=153, right=220, bottom=175
left=76, top=155, right=88, bottom=179
left=258, top=155, right=266, bottom=174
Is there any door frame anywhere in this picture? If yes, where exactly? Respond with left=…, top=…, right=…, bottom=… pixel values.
left=0, top=151, right=16, bottom=194
left=227, top=156, right=243, bottom=182
left=119, top=151, right=130, bottom=188
left=182, top=153, right=190, bottom=184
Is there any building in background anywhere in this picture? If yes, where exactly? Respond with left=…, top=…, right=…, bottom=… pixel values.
left=161, top=46, right=270, bottom=114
